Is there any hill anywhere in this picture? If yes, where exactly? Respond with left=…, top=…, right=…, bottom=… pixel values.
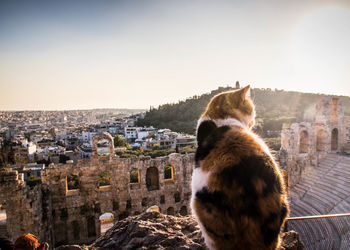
left=136, top=86, right=350, bottom=136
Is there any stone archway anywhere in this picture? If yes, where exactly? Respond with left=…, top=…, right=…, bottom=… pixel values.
left=72, top=220, right=80, bottom=240
left=316, top=129, right=327, bottom=151
left=87, top=217, right=96, bottom=238
left=146, top=167, right=159, bottom=191
left=179, top=206, right=187, bottom=216
left=299, top=131, right=308, bottom=153
left=331, top=128, right=338, bottom=151
left=92, top=132, right=114, bottom=157
left=167, top=207, right=175, bottom=215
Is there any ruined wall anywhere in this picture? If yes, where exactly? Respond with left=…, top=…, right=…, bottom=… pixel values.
left=41, top=153, right=194, bottom=246
left=0, top=131, right=194, bottom=247
left=344, top=116, right=350, bottom=154
left=0, top=152, right=194, bottom=247
left=0, top=170, right=51, bottom=242
left=278, top=97, right=348, bottom=187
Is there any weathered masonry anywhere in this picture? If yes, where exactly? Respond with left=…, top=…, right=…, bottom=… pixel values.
left=278, top=97, right=350, bottom=187
left=0, top=132, right=194, bottom=247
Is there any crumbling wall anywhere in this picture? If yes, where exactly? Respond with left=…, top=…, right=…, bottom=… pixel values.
left=42, top=152, right=193, bottom=246
left=0, top=170, right=52, bottom=243
left=343, top=116, right=350, bottom=154
left=0, top=152, right=194, bottom=247
left=278, top=97, right=347, bottom=187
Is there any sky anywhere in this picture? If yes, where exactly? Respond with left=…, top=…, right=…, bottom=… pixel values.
left=1, top=0, right=350, bottom=110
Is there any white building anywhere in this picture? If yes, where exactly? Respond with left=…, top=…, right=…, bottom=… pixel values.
left=124, top=127, right=140, bottom=140
left=80, top=131, right=97, bottom=143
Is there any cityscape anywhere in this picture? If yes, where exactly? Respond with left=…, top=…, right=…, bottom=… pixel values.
left=2, top=0, right=350, bottom=249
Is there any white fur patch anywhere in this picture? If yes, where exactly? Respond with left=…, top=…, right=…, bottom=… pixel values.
left=197, top=117, right=247, bottom=131
left=191, top=167, right=210, bottom=193
left=190, top=167, right=216, bottom=249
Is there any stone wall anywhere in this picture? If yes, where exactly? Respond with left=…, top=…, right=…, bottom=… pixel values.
left=0, top=170, right=49, bottom=241
left=0, top=153, right=194, bottom=246
left=42, top=153, right=194, bottom=246
left=0, top=132, right=194, bottom=247
left=278, top=97, right=350, bottom=187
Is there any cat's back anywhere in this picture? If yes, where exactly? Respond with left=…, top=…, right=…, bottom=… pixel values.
left=192, top=122, right=288, bottom=250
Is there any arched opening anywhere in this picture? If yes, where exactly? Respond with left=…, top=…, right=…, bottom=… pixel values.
left=146, top=167, right=159, bottom=191
left=180, top=206, right=187, bottom=216
left=97, top=139, right=111, bottom=156
left=174, top=192, right=181, bottom=203
left=87, top=217, right=96, bottom=237
left=160, top=195, right=165, bottom=204
left=99, top=212, right=114, bottom=236
left=167, top=207, right=175, bottom=215
left=92, top=132, right=114, bottom=157
left=331, top=128, right=338, bottom=151
left=66, top=174, right=79, bottom=191
left=299, top=131, right=308, bottom=153
left=141, top=198, right=148, bottom=207
left=72, top=220, right=80, bottom=240
left=130, top=168, right=140, bottom=183
left=0, top=205, right=8, bottom=237
left=98, top=171, right=111, bottom=187
left=164, top=165, right=174, bottom=181
left=316, top=129, right=327, bottom=151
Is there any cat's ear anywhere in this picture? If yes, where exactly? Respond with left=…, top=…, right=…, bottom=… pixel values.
left=240, top=85, right=251, bottom=100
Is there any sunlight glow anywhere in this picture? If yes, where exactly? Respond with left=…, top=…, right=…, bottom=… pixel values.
left=288, top=7, right=350, bottom=94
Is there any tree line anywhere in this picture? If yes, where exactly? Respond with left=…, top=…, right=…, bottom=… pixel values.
left=136, top=87, right=350, bottom=136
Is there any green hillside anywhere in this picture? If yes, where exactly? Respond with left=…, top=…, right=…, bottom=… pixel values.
left=136, top=87, right=350, bottom=137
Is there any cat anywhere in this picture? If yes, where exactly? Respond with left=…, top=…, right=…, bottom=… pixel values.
left=191, top=85, right=289, bottom=250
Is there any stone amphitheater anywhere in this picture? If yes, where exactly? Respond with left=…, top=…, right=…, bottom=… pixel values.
left=288, top=154, right=350, bottom=249
left=279, top=97, right=350, bottom=249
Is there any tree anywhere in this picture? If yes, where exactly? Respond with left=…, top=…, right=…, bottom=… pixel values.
left=114, top=135, right=128, bottom=148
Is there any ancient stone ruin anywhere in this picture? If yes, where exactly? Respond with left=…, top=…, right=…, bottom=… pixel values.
left=2, top=96, right=350, bottom=248
left=0, top=132, right=194, bottom=247
left=278, top=97, right=350, bottom=187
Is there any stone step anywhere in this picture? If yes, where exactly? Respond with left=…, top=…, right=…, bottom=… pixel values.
left=289, top=153, right=350, bottom=249
left=316, top=182, right=348, bottom=201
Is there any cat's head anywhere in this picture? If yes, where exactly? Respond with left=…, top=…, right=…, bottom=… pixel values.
left=202, top=85, right=255, bottom=129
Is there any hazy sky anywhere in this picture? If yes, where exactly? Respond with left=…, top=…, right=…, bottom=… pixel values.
left=1, top=0, right=350, bottom=110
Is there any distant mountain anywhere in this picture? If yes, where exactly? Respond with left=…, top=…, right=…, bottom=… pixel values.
left=136, top=87, right=350, bottom=136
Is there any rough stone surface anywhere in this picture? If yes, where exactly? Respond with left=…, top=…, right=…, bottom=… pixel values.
left=92, top=212, right=204, bottom=250
left=280, top=231, right=305, bottom=250
left=89, top=212, right=304, bottom=250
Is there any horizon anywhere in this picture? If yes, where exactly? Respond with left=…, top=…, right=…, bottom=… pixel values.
left=1, top=0, right=350, bottom=110
left=0, top=86, right=347, bottom=112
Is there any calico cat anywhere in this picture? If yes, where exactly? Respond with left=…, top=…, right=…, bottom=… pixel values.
left=191, top=86, right=289, bottom=250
